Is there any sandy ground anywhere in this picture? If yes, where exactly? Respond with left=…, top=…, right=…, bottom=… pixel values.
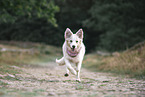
left=0, top=62, right=145, bottom=97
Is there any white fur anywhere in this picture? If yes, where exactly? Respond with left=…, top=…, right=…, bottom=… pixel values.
left=56, top=28, right=85, bottom=82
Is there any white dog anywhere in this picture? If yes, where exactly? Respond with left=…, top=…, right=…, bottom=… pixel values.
left=56, top=28, right=85, bottom=82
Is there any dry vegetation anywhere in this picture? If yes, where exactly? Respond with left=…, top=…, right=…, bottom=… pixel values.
left=84, top=43, right=145, bottom=79
left=1, top=41, right=145, bottom=78
left=0, top=41, right=61, bottom=74
left=0, top=41, right=145, bottom=96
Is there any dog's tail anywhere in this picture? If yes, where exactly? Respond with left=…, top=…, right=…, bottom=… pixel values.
left=56, top=57, right=65, bottom=66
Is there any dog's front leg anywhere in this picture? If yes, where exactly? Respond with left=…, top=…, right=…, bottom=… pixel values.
left=76, top=62, right=82, bottom=82
left=64, top=67, right=69, bottom=77
left=65, top=60, right=76, bottom=75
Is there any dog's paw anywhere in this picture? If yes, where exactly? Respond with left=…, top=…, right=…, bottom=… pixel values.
left=64, top=73, right=69, bottom=77
left=76, top=79, right=81, bottom=82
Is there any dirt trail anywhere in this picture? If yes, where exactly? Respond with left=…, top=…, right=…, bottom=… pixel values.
left=1, top=62, right=145, bottom=97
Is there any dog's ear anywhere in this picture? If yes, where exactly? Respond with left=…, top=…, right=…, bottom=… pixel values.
left=76, top=29, right=83, bottom=39
left=65, top=28, right=73, bottom=39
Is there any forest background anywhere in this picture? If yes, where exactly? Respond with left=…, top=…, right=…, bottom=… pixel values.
left=0, top=0, right=145, bottom=52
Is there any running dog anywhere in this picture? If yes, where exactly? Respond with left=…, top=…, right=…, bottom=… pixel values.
left=56, top=28, right=85, bottom=82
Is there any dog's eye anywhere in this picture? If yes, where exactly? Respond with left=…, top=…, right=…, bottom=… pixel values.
left=76, top=41, right=78, bottom=43
left=70, top=40, right=72, bottom=42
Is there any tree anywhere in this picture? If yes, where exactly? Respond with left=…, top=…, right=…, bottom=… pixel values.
left=0, top=0, right=63, bottom=46
left=0, top=0, right=59, bottom=26
left=83, top=0, right=145, bottom=51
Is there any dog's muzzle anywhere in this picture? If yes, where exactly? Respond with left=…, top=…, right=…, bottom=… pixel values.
left=71, top=45, right=76, bottom=51
left=67, top=47, right=81, bottom=57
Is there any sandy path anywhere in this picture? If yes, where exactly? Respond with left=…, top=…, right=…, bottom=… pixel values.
left=1, top=62, right=145, bottom=97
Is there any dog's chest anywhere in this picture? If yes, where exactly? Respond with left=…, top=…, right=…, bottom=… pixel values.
left=68, top=57, right=79, bottom=64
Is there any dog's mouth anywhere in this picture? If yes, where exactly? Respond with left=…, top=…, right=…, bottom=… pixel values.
left=67, top=47, right=81, bottom=57
left=67, top=49, right=78, bottom=57
left=71, top=48, right=75, bottom=51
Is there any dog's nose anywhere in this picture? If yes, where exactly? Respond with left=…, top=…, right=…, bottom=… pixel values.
left=72, top=45, right=75, bottom=49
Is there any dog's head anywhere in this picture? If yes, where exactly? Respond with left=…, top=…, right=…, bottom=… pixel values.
left=65, top=28, right=83, bottom=51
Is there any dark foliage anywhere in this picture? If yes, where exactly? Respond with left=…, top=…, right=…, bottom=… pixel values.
left=83, top=0, right=145, bottom=51
left=0, top=0, right=145, bottom=52
left=0, top=18, right=63, bottom=46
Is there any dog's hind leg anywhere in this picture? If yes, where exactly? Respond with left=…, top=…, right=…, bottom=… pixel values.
left=56, top=57, right=65, bottom=66
left=65, top=60, right=76, bottom=75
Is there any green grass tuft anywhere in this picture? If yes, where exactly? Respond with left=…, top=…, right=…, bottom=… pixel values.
left=0, top=80, right=8, bottom=86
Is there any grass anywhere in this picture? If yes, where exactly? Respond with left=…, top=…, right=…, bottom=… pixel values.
left=0, top=88, right=46, bottom=97
left=0, top=41, right=61, bottom=97
left=0, top=41, right=61, bottom=75
left=1, top=40, right=145, bottom=79
left=0, top=63, right=20, bottom=74
left=0, top=80, right=8, bottom=86
left=83, top=43, right=145, bottom=79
